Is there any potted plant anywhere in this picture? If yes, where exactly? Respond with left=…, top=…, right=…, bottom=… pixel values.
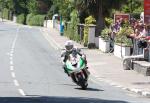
left=99, top=27, right=111, bottom=52
left=114, top=27, right=134, bottom=58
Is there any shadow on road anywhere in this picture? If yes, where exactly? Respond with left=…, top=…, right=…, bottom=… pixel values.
left=0, top=30, right=6, bottom=31
left=132, top=82, right=150, bottom=85
left=75, top=87, right=104, bottom=92
left=0, top=96, right=129, bottom=103
left=60, top=83, right=77, bottom=86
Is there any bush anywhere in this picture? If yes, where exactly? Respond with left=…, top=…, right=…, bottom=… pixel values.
left=101, top=27, right=111, bottom=40
left=17, top=14, right=25, bottom=24
left=130, top=13, right=141, bottom=20
left=26, top=13, right=34, bottom=25
left=3, top=8, right=9, bottom=20
left=115, top=27, right=133, bottom=46
left=105, top=17, right=113, bottom=27
left=27, top=15, right=45, bottom=26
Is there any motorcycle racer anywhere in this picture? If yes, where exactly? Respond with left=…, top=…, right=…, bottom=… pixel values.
left=61, top=40, right=87, bottom=76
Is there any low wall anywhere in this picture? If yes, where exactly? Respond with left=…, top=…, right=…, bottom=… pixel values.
left=95, top=37, right=99, bottom=48
left=13, top=16, right=17, bottom=23
left=43, top=20, right=53, bottom=28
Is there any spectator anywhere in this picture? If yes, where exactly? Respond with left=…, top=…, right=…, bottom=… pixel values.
left=136, top=23, right=148, bottom=54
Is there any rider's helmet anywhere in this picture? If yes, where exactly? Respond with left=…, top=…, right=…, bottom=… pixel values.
left=65, top=40, right=74, bottom=52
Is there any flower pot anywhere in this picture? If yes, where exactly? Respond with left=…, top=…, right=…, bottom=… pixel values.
left=99, top=37, right=110, bottom=53
left=114, top=44, right=131, bottom=58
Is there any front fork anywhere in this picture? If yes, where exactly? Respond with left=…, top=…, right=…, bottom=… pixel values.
left=71, top=68, right=90, bottom=83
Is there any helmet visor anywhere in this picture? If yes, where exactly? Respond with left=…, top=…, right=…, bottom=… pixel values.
left=65, top=45, right=73, bottom=51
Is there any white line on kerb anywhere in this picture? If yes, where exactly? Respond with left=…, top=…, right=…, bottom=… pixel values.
left=10, top=66, right=14, bottom=71
left=18, top=89, right=26, bottom=96
left=11, top=72, right=16, bottom=78
left=13, top=79, right=19, bottom=86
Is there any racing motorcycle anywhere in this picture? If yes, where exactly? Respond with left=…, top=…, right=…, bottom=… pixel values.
left=65, top=52, right=90, bottom=90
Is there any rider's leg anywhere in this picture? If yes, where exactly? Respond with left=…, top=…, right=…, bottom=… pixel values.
left=63, top=65, right=70, bottom=76
left=71, top=73, right=77, bottom=83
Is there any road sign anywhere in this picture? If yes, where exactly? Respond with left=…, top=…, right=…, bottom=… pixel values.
left=114, top=14, right=130, bottom=23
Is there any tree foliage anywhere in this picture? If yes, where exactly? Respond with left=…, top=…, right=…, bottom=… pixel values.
left=0, top=0, right=144, bottom=31
left=27, top=0, right=52, bottom=14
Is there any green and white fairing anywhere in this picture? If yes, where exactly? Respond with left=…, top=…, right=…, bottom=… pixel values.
left=65, top=54, right=86, bottom=74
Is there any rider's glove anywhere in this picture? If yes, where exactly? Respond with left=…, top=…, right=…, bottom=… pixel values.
left=82, top=54, right=86, bottom=60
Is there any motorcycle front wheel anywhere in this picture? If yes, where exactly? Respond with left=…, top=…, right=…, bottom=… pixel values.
left=77, top=73, right=88, bottom=90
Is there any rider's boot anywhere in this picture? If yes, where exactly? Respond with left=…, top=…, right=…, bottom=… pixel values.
left=63, top=67, right=70, bottom=76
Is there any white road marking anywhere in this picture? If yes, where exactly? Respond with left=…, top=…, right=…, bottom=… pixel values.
left=10, top=61, right=13, bottom=65
left=115, top=85, right=123, bottom=88
left=122, top=87, right=128, bottom=90
left=11, top=27, right=19, bottom=49
left=6, top=53, right=10, bottom=55
left=10, top=57, right=13, bottom=60
left=10, top=66, right=14, bottom=71
left=11, top=48, right=14, bottom=50
left=10, top=50, right=14, bottom=54
left=18, top=89, right=26, bottom=96
left=142, top=92, right=150, bottom=96
left=10, top=53, right=13, bottom=57
left=11, top=47, right=15, bottom=50
left=130, top=89, right=142, bottom=94
left=110, top=83, right=117, bottom=86
left=12, top=44, right=15, bottom=49
left=9, top=26, right=27, bottom=97
left=13, top=80, right=19, bottom=86
left=11, top=72, right=16, bottom=78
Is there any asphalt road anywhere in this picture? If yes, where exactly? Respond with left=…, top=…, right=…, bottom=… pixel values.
left=0, top=21, right=150, bottom=103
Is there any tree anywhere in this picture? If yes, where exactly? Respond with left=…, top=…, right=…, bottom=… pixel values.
left=78, top=0, right=127, bottom=36
left=0, top=0, right=15, bottom=20
left=27, top=0, right=52, bottom=14
left=50, top=0, right=72, bottom=20
left=122, top=0, right=143, bottom=13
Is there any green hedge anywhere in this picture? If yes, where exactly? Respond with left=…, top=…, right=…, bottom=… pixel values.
left=3, top=8, right=9, bottom=20
left=17, top=14, right=25, bottom=24
left=27, top=14, right=45, bottom=26
left=26, top=13, right=34, bottom=25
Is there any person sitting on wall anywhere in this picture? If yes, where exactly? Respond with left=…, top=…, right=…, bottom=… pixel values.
left=136, top=23, right=148, bottom=54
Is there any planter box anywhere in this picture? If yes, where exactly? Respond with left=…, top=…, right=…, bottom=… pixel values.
left=99, top=37, right=110, bottom=53
left=114, top=44, right=131, bottom=58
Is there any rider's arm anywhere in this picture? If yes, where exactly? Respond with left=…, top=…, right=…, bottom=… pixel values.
left=76, top=48, right=87, bottom=62
left=61, top=51, right=68, bottom=63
